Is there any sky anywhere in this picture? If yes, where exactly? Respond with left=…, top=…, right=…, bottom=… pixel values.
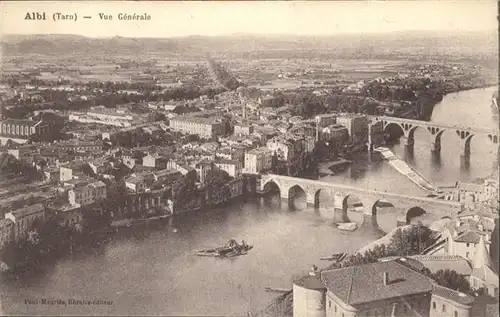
left=0, top=1, right=498, bottom=38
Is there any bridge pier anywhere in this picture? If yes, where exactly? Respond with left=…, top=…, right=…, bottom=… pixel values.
left=428, top=128, right=444, bottom=154
left=357, top=208, right=385, bottom=238
left=460, top=154, right=471, bottom=169
left=401, top=136, right=414, bottom=154
left=332, top=208, right=349, bottom=224
left=431, top=141, right=441, bottom=153
left=456, top=130, right=474, bottom=168
left=306, top=192, right=319, bottom=209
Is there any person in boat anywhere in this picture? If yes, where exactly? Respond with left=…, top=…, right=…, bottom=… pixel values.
left=241, top=240, right=248, bottom=249
left=227, top=239, right=238, bottom=248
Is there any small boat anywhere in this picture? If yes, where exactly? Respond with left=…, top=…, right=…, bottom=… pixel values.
left=195, top=239, right=253, bottom=258
left=144, top=213, right=172, bottom=222
left=265, top=287, right=292, bottom=293
left=90, top=227, right=116, bottom=235
left=126, top=219, right=146, bottom=228
left=338, top=222, right=358, bottom=231
left=320, top=252, right=347, bottom=262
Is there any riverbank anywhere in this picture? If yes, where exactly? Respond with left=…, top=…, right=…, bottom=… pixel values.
left=1, top=194, right=376, bottom=316
left=0, top=176, right=255, bottom=275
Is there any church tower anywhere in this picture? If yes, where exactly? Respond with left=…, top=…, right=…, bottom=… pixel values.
left=473, top=235, right=492, bottom=269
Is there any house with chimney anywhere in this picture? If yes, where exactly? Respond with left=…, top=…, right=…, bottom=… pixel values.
left=293, top=259, right=476, bottom=317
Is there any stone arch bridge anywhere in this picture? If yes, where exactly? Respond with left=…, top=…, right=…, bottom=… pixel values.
left=369, top=116, right=498, bottom=159
left=260, top=174, right=462, bottom=237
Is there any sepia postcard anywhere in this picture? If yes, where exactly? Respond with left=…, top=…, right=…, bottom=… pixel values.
left=0, top=1, right=499, bottom=316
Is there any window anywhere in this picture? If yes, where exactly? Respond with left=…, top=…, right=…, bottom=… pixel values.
left=329, top=300, right=331, bottom=308
left=454, top=311, right=458, bottom=317
left=466, top=243, right=470, bottom=247
left=342, top=314, right=344, bottom=317
left=335, top=305, right=337, bottom=313
left=466, top=252, right=470, bottom=258
left=442, top=304, right=446, bottom=312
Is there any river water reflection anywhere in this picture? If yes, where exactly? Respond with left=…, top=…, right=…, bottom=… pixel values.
left=1, top=86, right=498, bottom=316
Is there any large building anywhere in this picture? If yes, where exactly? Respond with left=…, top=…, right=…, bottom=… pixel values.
left=336, top=114, right=369, bottom=145
left=444, top=228, right=491, bottom=262
left=169, top=115, right=227, bottom=139
left=67, top=180, right=107, bottom=207
left=5, top=203, right=45, bottom=242
left=368, top=120, right=385, bottom=150
left=214, top=159, right=242, bottom=178
left=244, top=146, right=273, bottom=174
left=451, top=180, right=499, bottom=209
left=68, top=107, right=138, bottom=128
left=321, top=124, right=349, bottom=144
left=234, top=123, right=254, bottom=136
left=266, top=136, right=299, bottom=162
left=315, top=114, right=337, bottom=128
left=0, top=119, right=51, bottom=145
left=293, top=260, right=475, bottom=317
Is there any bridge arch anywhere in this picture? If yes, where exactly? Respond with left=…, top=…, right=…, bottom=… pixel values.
left=369, top=199, right=396, bottom=233
left=341, top=195, right=364, bottom=224
left=262, top=179, right=281, bottom=196
left=288, top=185, right=307, bottom=209
left=431, top=129, right=445, bottom=152
left=407, top=125, right=419, bottom=142
left=406, top=206, right=427, bottom=225
left=383, top=122, right=405, bottom=141
left=487, top=134, right=498, bottom=144
left=313, top=188, right=322, bottom=209
left=383, top=123, right=424, bottom=148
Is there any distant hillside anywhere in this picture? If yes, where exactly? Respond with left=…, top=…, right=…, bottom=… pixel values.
left=1, top=31, right=498, bottom=58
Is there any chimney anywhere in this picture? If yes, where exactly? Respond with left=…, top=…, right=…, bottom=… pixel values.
left=383, top=272, right=389, bottom=286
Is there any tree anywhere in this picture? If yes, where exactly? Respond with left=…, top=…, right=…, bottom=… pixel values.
left=430, top=269, right=472, bottom=294
left=147, top=111, right=166, bottom=122
left=491, top=217, right=499, bottom=274
left=172, top=177, right=197, bottom=206
left=324, top=224, right=438, bottom=272
left=312, top=141, right=329, bottom=160
left=205, top=169, right=232, bottom=188
left=186, top=134, right=200, bottom=142
left=389, top=224, right=435, bottom=256
left=27, top=230, right=41, bottom=246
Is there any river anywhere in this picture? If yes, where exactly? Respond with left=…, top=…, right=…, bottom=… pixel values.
left=1, top=86, right=498, bottom=316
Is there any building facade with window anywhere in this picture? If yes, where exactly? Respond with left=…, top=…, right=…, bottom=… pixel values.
left=0, top=219, right=14, bottom=248
left=4, top=203, right=45, bottom=242
left=215, top=159, right=242, bottom=178
left=169, top=115, right=227, bottom=139
left=67, top=180, right=107, bottom=206
left=0, top=119, right=51, bottom=145
left=293, top=260, right=475, bottom=317
left=430, top=286, right=474, bottom=317
left=244, top=146, right=273, bottom=174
